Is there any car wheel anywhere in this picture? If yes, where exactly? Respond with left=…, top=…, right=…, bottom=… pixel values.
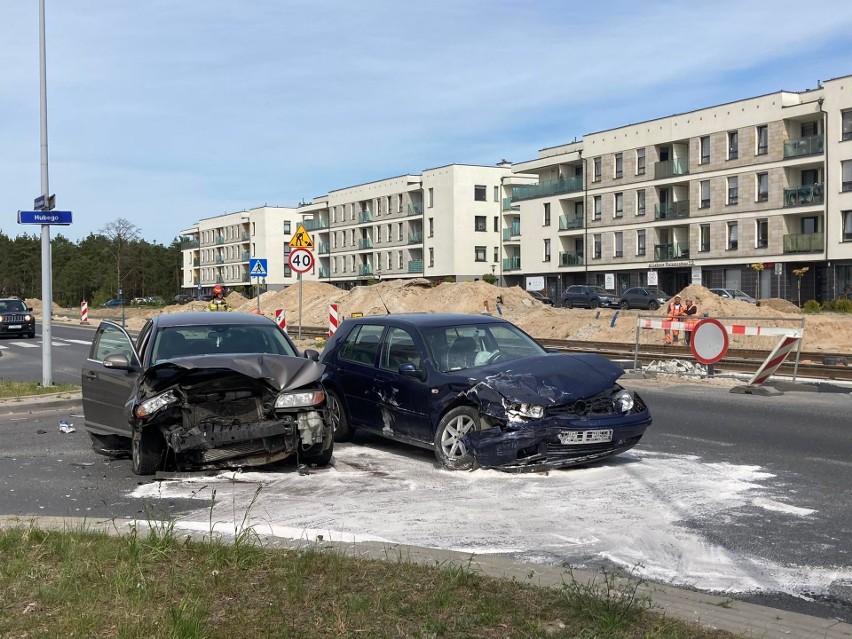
left=620, top=300, right=629, bottom=310
left=590, top=299, right=599, bottom=309
left=131, top=428, right=165, bottom=476
left=563, top=299, right=573, bottom=309
left=301, top=426, right=334, bottom=467
left=327, top=391, right=354, bottom=442
left=27, top=331, right=36, bottom=339
left=434, top=406, right=479, bottom=471
left=648, top=300, right=660, bottom=311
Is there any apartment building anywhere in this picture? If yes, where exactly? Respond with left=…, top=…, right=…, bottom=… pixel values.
left=179, top=206, right=316, bottom=295
left=508, top=74, right=852, bottom=303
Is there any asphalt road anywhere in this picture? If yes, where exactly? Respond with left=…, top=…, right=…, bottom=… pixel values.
left=2, top=380, right=852, bottom=623
left=0, top=322, right=98, bottom=385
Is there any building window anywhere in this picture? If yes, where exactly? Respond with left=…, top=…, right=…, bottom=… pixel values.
left=802, top=215, right=819, bottom=234
left=283, top=221, right=291, bottom=235
left=428, top=187, right=434, bottom=208
left=700, top=224, right=710, bottom=252
left=543, top=239, right=551, bottom=262
left=543, top=203, right=551, bottom=226
left=636, top=230, right=646, bottom=256
left=727, top=221, right=738, bottom=250
left=593, top=234, right=602, bottom=260
left=474, top=185, right=487, bottom=201
left=727, top=176, right=739, bottom=205
left=387, top=252, right=392, bottom=271
left=614, top=232, right=623, bottom=258
left=386, top=224, right=392, bottom=243
left=700, top=180, right=710, bottom=208
left=615, top=153, right=623, bottom=178
left=756, top=218, right=769, bottom=248
left=728, top=131, right=739, bottom=160
left=593, top=196, right=602, bottom=220
left=283, top=265, right=292, bottom=278
left=757, top=125, right=768, bottom=155
left=575, top=201, right=584, bottom=216
left=475, top=246, right=486, bottom=262
left=428, top=218, right=434, bottom=237
left=475, top=216, right=487, bottom=232
left=636, top=148, right=646, bottom=175
left=700, top=136, right=710, bottom=164
left=493, top=246, right=498, bottom=262
left=842, top=160, right=852, bottom=192
left=397, top=222, right=403, bottom=241
left=843, top=110, right=852, bottom=141
left=636, top=189, right=645, bottom=216
left=429, top=247, right=435, bottom=267
left=493, top=186, right=499, bottom=202
left=757, top=172, right=769, bottom=202
left=613, top=192, right=623, bottom=218
left=593, top=157, right=602, bottom=182
left=843, top=211, right=852, bottom=241
left=494, top=216, right=499, bottom=232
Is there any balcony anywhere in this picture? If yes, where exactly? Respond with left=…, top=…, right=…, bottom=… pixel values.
left=358, top=238, right=373, bottom=250
left=408, top=233, right=422, bottom=244
left=654, top=200, right=690, bottom=220
left=408, top=260, right=424, bottom=274
left=407, top=203, right=423, bottom=216
left=241, top=251, right=250, bottom=261
left=510, top=176, right=583, bottom=202
left=783, top=232, right=824, bottom=253
left=192, top=258, right=199, bottom=267
left=318, top=242, right=330, bottom=254
left=359, top=264, right=373, bottom=276
left=304, top=218, right=328, bottom=232
left=654, top=158, right=689, bottom=180
left=215, top=256, right=224, bottom=264
left=241, top=231, right=251, bottom=241
left=502, top=198, right=520, bottom=212
left=181, top=239, right=199, bottom=250
left=358, top=210, right=373, bottom=223
left=502, top=256, right=521, bottom=271
left=502, top=223, right=522, bottom=241
left=215, top=236, right=224, bottom=245
left=559, top=251, right=584, bottom=266
left=783, top=134, right=824, bottom=158
left=654, top=244, right=689, bottom=260
left=783, top=184, right=824, bottom=208
left=319, top=267, right=330, bottom=278
left=559, top=215, right=584, bottom=230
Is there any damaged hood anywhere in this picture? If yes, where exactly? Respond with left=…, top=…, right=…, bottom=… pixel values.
left=140, top=354, right=325, bottom=396
left=466, top=353, right=623, bottom=406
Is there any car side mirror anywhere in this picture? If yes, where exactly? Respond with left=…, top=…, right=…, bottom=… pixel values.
left=103, top=353, right=132, bottom=370
left=27, top=306, right=33, bottom=312
left=398, top=362, right=425, bottom=380
left=303, top=349, right=320, bottom=362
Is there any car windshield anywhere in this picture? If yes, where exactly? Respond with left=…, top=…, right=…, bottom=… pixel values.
left=422, top=322, right=545, bottom=373
left=649, top=289, right=670, bottom=297
left=590, top=287, right=610, bottom=295
left=730, top=290, right=750, bottom=298
left=152, top=324, right=297, bottom=363
left=0, top=300, right=27, bottom=312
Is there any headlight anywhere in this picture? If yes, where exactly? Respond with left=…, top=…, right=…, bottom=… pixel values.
left=275, top=390, right=325, bottom=409
left=25, top=314, right=32, bottom=321
left=612, top=389, right=634, bottom=414
left=514, top=403, right=544, bottom=419
left=134, top=390, right=179, bottom=419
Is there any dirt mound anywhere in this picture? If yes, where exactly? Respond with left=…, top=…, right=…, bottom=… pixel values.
left=759, top=298, right=801, bottom=314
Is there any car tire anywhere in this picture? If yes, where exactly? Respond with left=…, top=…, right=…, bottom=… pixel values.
left=590, top=299, right=599, bottom=309
left=132, top=427, right=165, bottom=476
left=648, top=301, right=660, bottom=311
left=27, top=331, right=35, bottom=339
left=433, top=406, right=479, bottom=471
left=620, top=300, right=629, bottom=310
left=327, top=391, right=354, bottom=442
left=301, top=427, right=334, bottom=467
left=563, top=299, right=573, bottom=309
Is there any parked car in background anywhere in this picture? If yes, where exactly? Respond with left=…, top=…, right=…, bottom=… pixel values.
left=101, top=299, right=123, bottom=308
left=81, top=312, right=331, bottom=475
left=199, top=294, right=214, bottom=302
left=320, top=313, right=651, bottom=472
left=0, top=297, right=36, bottom=338
left=561, top=285, right=619, bottom=309
left=619, top=288, right=672, bottom=311
left=173, top=294, right=192, bottom=305
left=710, top=288, right=757, bottom=304
left=528, top=290, right=554, bottom=305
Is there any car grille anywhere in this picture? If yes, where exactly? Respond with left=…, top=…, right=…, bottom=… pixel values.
left=2, top=314, right=29, bottom=323
left=545, top=390, right=615, bottom=418
left=192, top=397, right=263, bottom=424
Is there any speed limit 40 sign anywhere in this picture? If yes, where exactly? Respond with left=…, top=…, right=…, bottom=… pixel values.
left=288, top=247, right=314, bottom=273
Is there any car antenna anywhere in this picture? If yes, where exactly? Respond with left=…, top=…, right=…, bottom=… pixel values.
left=376, top=283, right=392, bottom=315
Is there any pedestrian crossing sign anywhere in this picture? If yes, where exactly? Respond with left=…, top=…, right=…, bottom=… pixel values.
left=289, top=225, right=314, bottom=249
left=249, top=258, right=268, bottom=278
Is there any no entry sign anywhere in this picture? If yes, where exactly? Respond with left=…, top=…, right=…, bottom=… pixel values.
left=691, top=318, right=729, bottom=365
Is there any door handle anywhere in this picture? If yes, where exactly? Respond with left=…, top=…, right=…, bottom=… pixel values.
left=83, top=371, right=97, bottom=381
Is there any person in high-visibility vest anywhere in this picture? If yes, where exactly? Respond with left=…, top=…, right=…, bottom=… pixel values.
left=683, top=297, right=698, bottom=346
left=207, top=285, right=230, bottom=312
left=664, top=294, right=685, bottom=344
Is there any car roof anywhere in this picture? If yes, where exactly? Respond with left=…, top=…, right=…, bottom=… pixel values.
left=150, top=312, right=277, bottom=328
left=342, top=313, right=510, bottom=330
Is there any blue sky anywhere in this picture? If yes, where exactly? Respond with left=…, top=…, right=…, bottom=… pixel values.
left=3, top=1, right=852, bottom=245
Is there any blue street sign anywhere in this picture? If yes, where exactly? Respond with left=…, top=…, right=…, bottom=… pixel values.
left=249, top=258, right=268, bottom=278
left=18, top=210, right=72, bottom=225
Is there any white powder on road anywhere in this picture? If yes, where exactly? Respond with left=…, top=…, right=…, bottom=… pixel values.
left=132, top=444, right=849, bottom=601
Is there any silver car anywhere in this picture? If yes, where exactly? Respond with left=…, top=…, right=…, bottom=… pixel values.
left=710, top=288, right=757, bottom=304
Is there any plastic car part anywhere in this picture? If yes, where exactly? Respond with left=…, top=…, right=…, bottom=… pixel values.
left=434, top=406, right=479, bottom=470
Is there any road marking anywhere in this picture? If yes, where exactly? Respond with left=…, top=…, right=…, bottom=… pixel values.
left=9, top=341, right=39, bottom=348
left=60, top=338, right=92, bottom=345
left=661, top=433, right=736, bottom=447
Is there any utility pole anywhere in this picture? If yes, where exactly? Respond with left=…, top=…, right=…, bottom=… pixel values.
left=39, top=0, right=54, bottom=387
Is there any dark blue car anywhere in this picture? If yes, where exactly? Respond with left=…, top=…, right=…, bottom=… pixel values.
left=320, top=313, right=651, bottom=472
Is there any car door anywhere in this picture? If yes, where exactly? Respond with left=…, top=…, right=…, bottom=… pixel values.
left=375, top=327, right=430, bottom=442
left=81, top=322, right=142, bottom=437
left=331, top=323, right=386, bottom=431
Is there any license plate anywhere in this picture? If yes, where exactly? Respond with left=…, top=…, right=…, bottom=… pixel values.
left=9, top=325, right=21, bottom=330
left=557, top=429, right=613, bottom=445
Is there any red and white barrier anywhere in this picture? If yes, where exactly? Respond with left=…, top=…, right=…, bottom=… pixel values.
left=275, top=309, right=287, bottom=334
left=80, top=300, right=89, bottom=324
left=329, top=303, right=339, bottom=337
left=748, top=335, right=802, bottom=386
left=637, top=317, right=802, bottom=338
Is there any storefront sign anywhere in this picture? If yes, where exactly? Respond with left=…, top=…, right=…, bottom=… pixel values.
left=648, top=260, right=695, bottom=268
left=691, top=266, right=702, bottom=285
left=647, top=270, right=658, bottom=286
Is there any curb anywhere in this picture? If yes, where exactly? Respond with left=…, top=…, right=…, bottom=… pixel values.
left=0, top=515, right=850, bottom=639
left=0, top=392, right=82, bottom=415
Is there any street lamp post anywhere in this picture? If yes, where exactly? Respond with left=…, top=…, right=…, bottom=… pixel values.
left=38, top=0, right=54, bottom=387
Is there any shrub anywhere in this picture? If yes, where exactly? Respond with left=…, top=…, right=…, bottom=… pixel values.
left=833, top=298, right=852, bottom=313
left=482, top=273, right=497, bottom=285
left=803, top=299, right=822, bottom=313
